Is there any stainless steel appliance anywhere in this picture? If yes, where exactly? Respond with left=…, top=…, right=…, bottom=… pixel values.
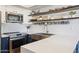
left=6, top=12, right=23, bottom=23
left=2, top=32, right=32, bottom=53
left=2, top=32, right=26, bottom=52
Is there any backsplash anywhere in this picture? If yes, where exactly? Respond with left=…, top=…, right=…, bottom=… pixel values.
left=1, top=23, right=27, bottom=33
left=29, top=19, right=79, bottom=36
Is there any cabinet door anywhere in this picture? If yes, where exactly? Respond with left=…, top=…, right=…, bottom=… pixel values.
left=1, top=37, right=10, bottom=53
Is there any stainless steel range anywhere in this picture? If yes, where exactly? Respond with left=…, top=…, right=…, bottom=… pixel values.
left=3, top=32, right=26, bottom=40
left=2, top=32, right=27, bottom=51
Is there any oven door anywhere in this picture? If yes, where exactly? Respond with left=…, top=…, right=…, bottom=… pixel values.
left=12, top=37, right=26, bottom=49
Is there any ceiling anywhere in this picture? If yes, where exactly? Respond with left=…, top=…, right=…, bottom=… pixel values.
left=28, top=5, right=51, bottom=10
left=19, top=5, right=73, bottom=11
left=21, top=5, right=34, bottom=8
left=20, top=5, right=51, bottom=10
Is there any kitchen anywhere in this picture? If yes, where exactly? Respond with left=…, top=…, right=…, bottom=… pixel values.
left=1, top=5, right=79, bottom=53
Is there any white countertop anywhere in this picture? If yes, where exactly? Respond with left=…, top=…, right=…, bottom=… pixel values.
left=21, top=34, right=79, bottom=53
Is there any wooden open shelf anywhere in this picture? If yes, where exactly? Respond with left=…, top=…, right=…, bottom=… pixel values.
left=29, top=5, right=79, bottom=16
left=30, top=17, right=79, bottom=22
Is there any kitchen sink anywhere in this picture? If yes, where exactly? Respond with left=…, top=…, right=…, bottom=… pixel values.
left=35, top=33, right=53, bottom=36
left=31, top=33, right=53, bottom=41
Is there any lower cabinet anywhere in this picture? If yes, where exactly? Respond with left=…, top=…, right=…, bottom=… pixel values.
left=1, top=37, right=10, bottom=53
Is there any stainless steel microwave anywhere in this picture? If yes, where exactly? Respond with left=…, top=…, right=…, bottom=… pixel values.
left=6, top=12, right=23, bottom=23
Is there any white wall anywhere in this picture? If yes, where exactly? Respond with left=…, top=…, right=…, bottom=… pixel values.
left=34, top=5, right=68, bottom=12
left=2, top=23, right=27, bottom=33
left=29, top=19, right=79, bottom=36
left=48, top=19, right=79, bottom=35
left=29, top=25, right=45, bottom=33
left=0, top=5, right=31, bottom=23
left=0, top=5, right=31, bottom=33
left=29, top=6, right=79, bottom=36
left=34, top=6, right=79, bottom=18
